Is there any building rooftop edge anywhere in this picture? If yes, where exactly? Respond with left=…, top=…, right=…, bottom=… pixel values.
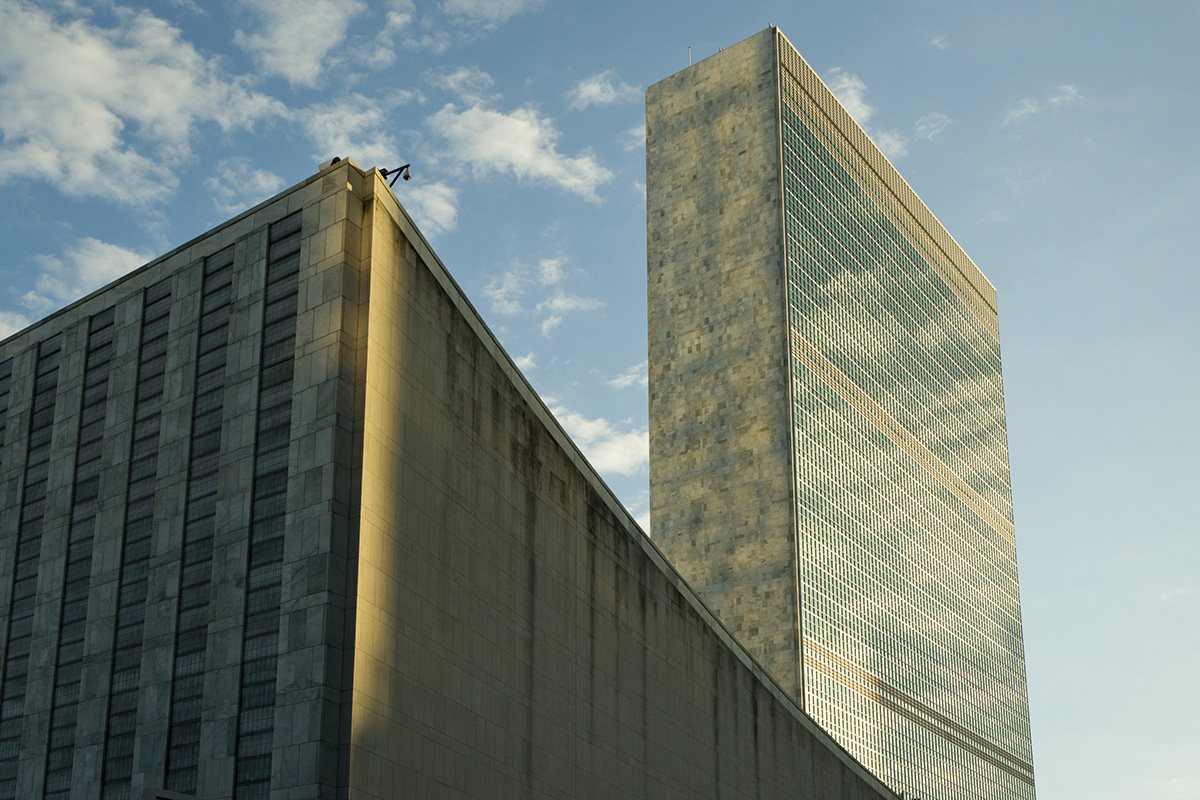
left=772, top=27, right=999, bottom=308
left=646, top=26, right=998, bottom=317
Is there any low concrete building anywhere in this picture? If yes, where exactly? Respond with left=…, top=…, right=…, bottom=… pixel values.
left=0, top=160, right=893, bottom=800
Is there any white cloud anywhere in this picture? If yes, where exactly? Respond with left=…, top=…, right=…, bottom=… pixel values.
left=404, top=30, right=452, bottom=53
left=930, top=34, right=949, bottom=50
left=427, top=103, right=613, bottom=201
left=0, top=311, right=33, bottom=341
left=298, top=91, right=419, bottom=168
left=567, top=70, right=640, bottom=110
left=0, top=3, right=284, bottom=206
left=1002, top=98, right=1041, bottom=127
left=608, top=361, right=648, bottom=389
left=482, top=257, right=601, bottom=334
left=441, top=0, right=544, bottom=28
left=915, top=112, right=952, bottom=141
left=538, top=258, right=564, bottom=286
left=233, top=0, right=366, bottom=86
left=426, top=65, right=496, bottom=103
left=1003, top=84, right=1083, bottom=126
left=402, top=181, right=459, bottom=236
left=536, top=294, right=603, bottom=315
left=206, top=157, right=286, bottom=214
left=513, top=352, right=536, bottom=371
left=824, top=67, right=906, bottom=160
left=1159, top=588, right=1195, bottom=603
left=872, top=131, right=908, bottom=159
left=483, top=269, right=526, bottom=315
left=825, top=68, right=875, bottom=126
left=21, top=238, right=153, bottom=316
left=621, top=123, right=646, bottom=152
left=1047, top=85, right=1083, bottom=106
left=549, top=404, right=649, bottom=476
left=360, top=0, right=416, bottom=67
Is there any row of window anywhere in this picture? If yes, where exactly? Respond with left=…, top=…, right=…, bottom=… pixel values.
left=44, top=308, right=116, bottom=800
left=0, top=335, right=62, bottom=800
left=163, top=246, right=236, bottom=794
left=233, top=211, right=302, bottom=800
left=101, top=279, right=172, bottom=800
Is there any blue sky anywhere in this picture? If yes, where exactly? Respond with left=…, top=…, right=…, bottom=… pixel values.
left=1, top=0, right=1197, bottom=797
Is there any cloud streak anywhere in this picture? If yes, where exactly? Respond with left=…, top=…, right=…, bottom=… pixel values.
left=1003, top=85, right=1083, bottom=126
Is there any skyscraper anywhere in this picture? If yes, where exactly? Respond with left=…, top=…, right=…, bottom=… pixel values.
left=0, top=158, right=895, bottom=800
left=647, top=27, right=1035, bottom=800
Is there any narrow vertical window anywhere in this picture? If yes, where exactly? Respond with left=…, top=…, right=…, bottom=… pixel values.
left=101, top=278, right=172, bottom=800
left=233, top=212, right=301, bottom=800
left=0, top=334, right=63, bottom=800
left=163, top=248, right=235, bottom=794
left=43, top=309, right=116, bottom=799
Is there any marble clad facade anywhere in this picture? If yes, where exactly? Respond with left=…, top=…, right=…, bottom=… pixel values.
left=646, top=27, right=1036, bottom=800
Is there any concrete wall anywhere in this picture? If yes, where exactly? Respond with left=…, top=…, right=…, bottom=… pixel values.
left=646, top=30, right=803, bottom=700
left=345, top=170, right=893, bottom=799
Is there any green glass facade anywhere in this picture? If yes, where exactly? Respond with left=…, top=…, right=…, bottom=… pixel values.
left=779, top=45, right=1034, bottom=797
left=647, top=27, right=1035, bottom=800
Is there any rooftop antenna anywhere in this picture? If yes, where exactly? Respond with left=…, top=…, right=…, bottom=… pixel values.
left=688, top=46, right=691, bottom=66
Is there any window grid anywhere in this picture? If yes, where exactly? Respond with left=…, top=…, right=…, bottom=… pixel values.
left=777, top=55, right=1035, bottom=800
left=233, top=212, right=301, bottom=799
left=0, top=334, right=63, bottom=800
left=42, top=309, right=116, bottom=799
left=101, top=278, right=172, bottom=800
left=163, top=248, right=235, bottom=795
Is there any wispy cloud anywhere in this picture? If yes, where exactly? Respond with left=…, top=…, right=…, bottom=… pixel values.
left=915, top=112, right=953, bottom=141
left=234, top=0, right=366, bottom=86
left=482, top=257, right=603, bottom=335
left=0, top=3, right=284, bottom=206
left=608, top=361, right=648, bottom=389
left=1003, top=84, right=1083, bottom=126
left=513, top=352, right=536, bottom=371
left=930, top=34, right=950, bottom=50
left=21, top=238, right=153, bottom=317
left=1160, top=588, right=1195, bottom=603
left=428, top=102, right=612, bottom=201
left=359, top=0, right=416, bottom=66
left=567, top=70, right=639, bottom=110
left=426, top=65, right=496, bottom=103
left=621, top=123, right=646, bottom=152
left=824, top=67, right=907, bottom=159
left=440, top=0, right=544, bottom=28
left=206, top=157, right=286, bottom=214
left=549, top=404, right=649, bottom=476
